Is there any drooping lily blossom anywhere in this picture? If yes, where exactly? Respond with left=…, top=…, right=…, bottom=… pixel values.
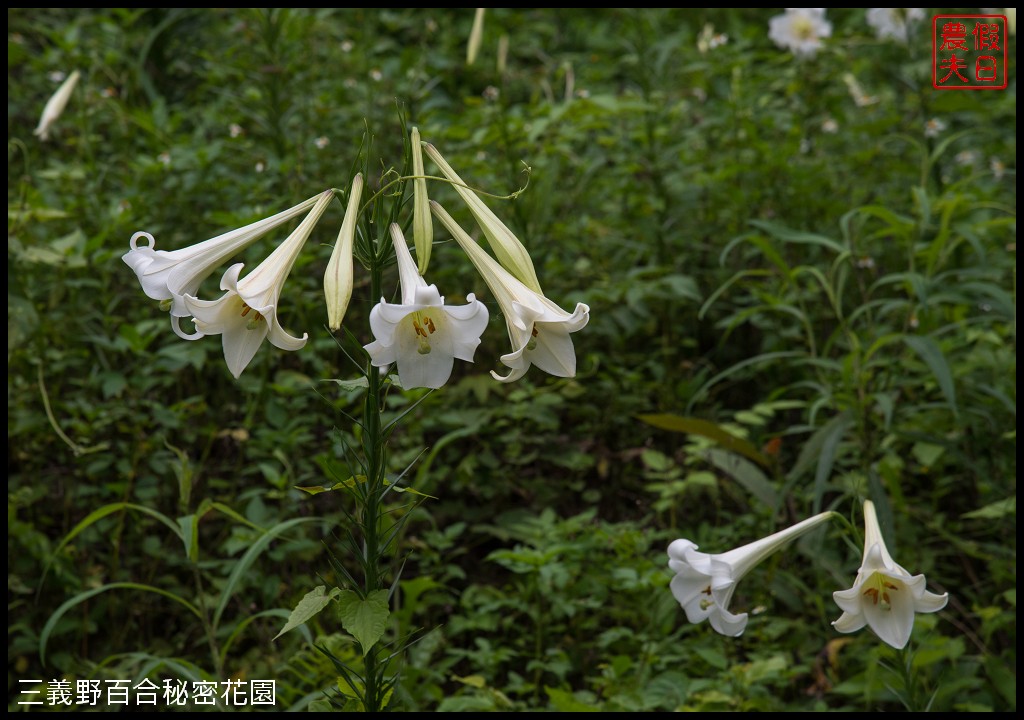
left=430, top=201, right=588, bottom=383
left=668, top=512, right=835, bottom=636
left=182, top=191, right=333, bottom=378
left=124, top=194, right=322, bottom=340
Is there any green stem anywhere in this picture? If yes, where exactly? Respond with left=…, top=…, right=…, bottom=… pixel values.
left=360, top=255, right=386, bottom=712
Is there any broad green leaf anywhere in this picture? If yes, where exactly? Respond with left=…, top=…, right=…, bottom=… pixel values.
left=274, top=586, right=342, bottom=640
left=545, top=686, right=600, bottom=712
left=40, top=583, right=201, bottom=666
left=637, top=414, right=771, bottom=467
left=337, top=589, right=390, bottom=654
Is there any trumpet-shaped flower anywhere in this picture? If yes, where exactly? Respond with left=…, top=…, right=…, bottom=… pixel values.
left=769, top=9, right=832, bottom=58
left=34, top=70, right=80, bottom=140
left=431, top=201, right=588, bottom=383
left=124, top=194, right=323, bottom=339
left=668, top=512, right=834, bottom=637
left=325, top=175, right=363, bottom=331
left=423, top=142, right=542, bottom=293
left=182, top=191, right=333, bottom=378
left=364, top=224, right=488, bottom=390
left=832, top=500, right=948, bottom=649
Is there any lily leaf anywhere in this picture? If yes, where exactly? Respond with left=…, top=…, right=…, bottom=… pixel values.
left=337, top=589, right=389, bottom=655
left=274, top=586, right=342, bottom=640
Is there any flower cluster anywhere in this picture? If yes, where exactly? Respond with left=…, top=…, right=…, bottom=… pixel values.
left=667, top=500, right=947, bottom=649
left=123, top=130, right=589, bottom=385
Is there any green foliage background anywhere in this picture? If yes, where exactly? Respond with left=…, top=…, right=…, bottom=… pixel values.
left=8, top=7, right=1016, bottom=712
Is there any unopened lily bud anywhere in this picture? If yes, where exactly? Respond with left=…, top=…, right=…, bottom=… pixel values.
left=424, top=142, right=542, bottom=293
left=411, top=128, right=433, bottom=274
left=325, top=174, right=363, bottom=331
left=34, top=70, right=80, bottom=141
left=466, top=8, right=485, bottom=66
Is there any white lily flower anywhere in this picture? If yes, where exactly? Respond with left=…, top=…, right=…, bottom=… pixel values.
left=34, top=70, right=80, bottom=140
left=325, top=175, right=363, bottom=331
left=182, top=190, right=333, bottom=378
left=431, top=201, right=588, bottom=383
left=768, top=8, right=832, bottom=58
left=832, top=500, right=948, bottom=649
left=668, top=512, right=834, bottom=637
left=422, top=142, right=542, bottom=293
left=123, top=194, right=322, bottom=340
left=410, top=128, right=433, bottom=275
left=364, top=224, right=488, bottom=390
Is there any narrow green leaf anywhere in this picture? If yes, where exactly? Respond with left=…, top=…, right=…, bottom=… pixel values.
left=962, top=497, right=1016, bottom=520
left=704, top=449, right=778, bottom=507
left=903, top=335, right=959, bottom=417
left=274, top=586, right=342, bottom=640
left=221, top=609, right=306, bottom=666
left=42, top=502, right=183, bottom=588
left=40, top=583, right=201, bottom=666
left=748, top=219, right=845, bottom=254
left=337, top=589, right=390, bottom=655
left=637, top=414, right=771, bottom=467
left=213, top=517, right=322, bottom=629
left=177, top=514, right=199, bottom=562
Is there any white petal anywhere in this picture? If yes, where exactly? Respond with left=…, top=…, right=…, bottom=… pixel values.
left=220, top=316, right=271, bottom=379
left=670, top=566, right=714, bottom=608
left=862, top=579, right=916, bottom=649
left=527, top=324, right=577, bottom=377
left=832, top=610, right=866, bottom=634
left=832, top=584, right=866, bottom=615
left=914, top=589, right=949, bottom=614
left=708, top=606, right=749, bottom=637
left=266, top=317, right=308, bottom=352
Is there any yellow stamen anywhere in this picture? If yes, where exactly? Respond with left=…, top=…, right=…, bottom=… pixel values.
left=862, top=573, right=899, bottom=610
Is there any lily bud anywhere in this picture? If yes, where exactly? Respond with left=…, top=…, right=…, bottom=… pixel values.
left=34, top=70, right=80, bottom=141
left=325, top=174, right=364, bottom=331
left=466, top=8, right=485, bottom=66
left=411, top=128, right=433, bottom=274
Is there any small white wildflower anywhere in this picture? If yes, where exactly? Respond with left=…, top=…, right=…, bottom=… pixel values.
left=990, top=157, right=1006, bottom=180
left=369, top=68, right=383, bottom=82
left=924, top=118, right=947, bottom=138
left=768, top=8, right=832, bottom=58
left=866, top=8, right=926, bottom=43
left=955, top=150, right=978, bottom=166
left=48, top=71, right=67, bottom=83
left=229, top=123, right=243, bottom=138
left=821, top=118, right=839, bottom=134
left=158, top=152, right=171, bottom=167
left=255, top=161, right=266, bottom=173
left=341, top=40, right=354, bottom=53
left=314, top=136, right=329, bottom=150
left=483, top=85, right=499, bottom=101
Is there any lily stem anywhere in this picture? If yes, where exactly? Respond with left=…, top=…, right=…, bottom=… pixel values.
left=360, top=258, right=387, bottom=712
